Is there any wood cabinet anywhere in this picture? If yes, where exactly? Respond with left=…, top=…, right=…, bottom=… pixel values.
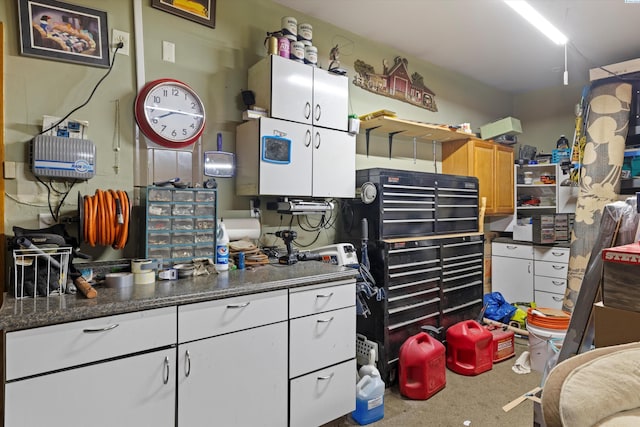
left=442, top=138, right=514, bottom=215
left=4, top=308, right=177, bottom=426
left=177, top=290, right=289, bottom=427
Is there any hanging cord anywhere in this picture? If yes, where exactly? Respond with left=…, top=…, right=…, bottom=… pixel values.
left=83, top=189, right=130, bottom=249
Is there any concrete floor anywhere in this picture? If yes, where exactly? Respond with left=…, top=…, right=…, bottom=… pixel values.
left=326, top=338, right=543, bottom=427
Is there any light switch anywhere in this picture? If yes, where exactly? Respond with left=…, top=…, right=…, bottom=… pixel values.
left=162, top=41, right=175, bottom=63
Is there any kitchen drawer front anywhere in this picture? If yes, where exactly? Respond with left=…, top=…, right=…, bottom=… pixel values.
left=534, top=246, right=570, bottom=263
left=535, top=260, right=568, bottom=279
left=534, top=290, right=565, bottom=309
left=492, top=242, right=533, bottom=259
left=178, top=289, right=287, bottom=343
left=290, top=359, right=356, bottom=427
left=289, top=280, right=355, bottom=319
left=6, top=307, right=176, bottom=381
left=290, top=306, right=356, bottom=378
left=535, top=275, right=567, bottom=294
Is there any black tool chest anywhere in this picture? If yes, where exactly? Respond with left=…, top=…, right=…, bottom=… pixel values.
left=343, top=168, right=484, bottom=383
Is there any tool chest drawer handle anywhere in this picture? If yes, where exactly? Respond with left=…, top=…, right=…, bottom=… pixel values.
left=83, top=323, right=119, bottom=333
left=317, top=317, right=334, bottom=323
left=226, top=302, right=250, bottom=309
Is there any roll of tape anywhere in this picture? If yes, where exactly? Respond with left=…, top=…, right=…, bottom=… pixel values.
left=131, top=258, right=154, bottom=274
left=174, top=263, right=196, bottom=278
left=105, top=272, right=134, bottom=288
left=134, top=270, right=156, bottom=285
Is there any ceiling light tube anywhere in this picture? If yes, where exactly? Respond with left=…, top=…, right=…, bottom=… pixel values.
left=504, top=0, right=568, bottom=45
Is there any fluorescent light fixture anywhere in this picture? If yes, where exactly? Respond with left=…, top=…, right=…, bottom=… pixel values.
left=504, top=0, right=568, bottom=45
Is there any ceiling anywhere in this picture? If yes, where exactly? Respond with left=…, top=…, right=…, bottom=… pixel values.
left=272, top=0, right=640, bottom=94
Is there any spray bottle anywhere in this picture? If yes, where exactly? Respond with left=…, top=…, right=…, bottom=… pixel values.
left=215, top=219, right=229, bottom=272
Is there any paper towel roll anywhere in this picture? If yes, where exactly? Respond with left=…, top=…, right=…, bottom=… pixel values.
left=224, top=218, right=261, bottom=240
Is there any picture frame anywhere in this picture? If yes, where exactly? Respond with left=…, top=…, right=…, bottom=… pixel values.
left=18, top=0, right=110, bottom=68
left=152, top=0, right=215, bottom=29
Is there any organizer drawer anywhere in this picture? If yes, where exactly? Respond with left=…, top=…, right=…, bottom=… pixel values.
left=289, top=306, right=356, bottom=378
left=534, top=290, right=565, bottom=309
left=6, top=307, right=176, bottom=381
left=535, top=275, right=567, bottom=294
left=289, top=280, right=355, bottom=319
left=492, top=242, right=533, bottom=259
left=178, top=290, right=287, bottom=343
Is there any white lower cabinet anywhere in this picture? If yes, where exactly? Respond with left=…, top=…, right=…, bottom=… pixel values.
left=289, top=280, right=357, bottom=427
left=177, top=290, right=288, bottom=427
left=6, top=348, right=176, bottom=427
left=491, top=241, right=569, bottom=307
left=4, top=307, right=177, bottom=427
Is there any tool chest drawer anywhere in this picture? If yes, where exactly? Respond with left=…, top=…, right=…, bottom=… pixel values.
left=289, top=280, right=355, bottom=319
left=289, top=359, right=356, bottom=427
left=535, top=260, right=569, bottom=279
left=289, top=305, right=356, bottom=378
left=534, top=246, right=570, bottom=263
left=6, top=307, right=176, bottom=381
left=178, top=289, right=287, bottom=343
left=492, top=241, right=533, bottom=259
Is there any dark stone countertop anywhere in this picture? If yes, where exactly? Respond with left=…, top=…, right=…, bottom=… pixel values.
left=492, top=236, right=571, bottom=248
left=0, top=262, right=359, bottom=332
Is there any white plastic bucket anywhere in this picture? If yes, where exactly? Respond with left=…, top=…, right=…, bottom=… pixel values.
left=526, top=322, right=567, bottom=373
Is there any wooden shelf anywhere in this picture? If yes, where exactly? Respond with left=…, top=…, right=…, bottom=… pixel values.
left=359, top=116, right=475, bottom=158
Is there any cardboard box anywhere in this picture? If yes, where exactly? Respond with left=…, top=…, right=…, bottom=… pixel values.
left=593, top=301, right=640, bottom=347
left=602, top=243, right=640, bottom=312
left=480, top=117, right=522, bottom=140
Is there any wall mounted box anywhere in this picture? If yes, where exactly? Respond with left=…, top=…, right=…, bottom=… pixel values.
left=480, top=117, right=522, bottom=140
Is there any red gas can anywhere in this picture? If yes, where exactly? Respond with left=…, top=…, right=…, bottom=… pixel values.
left=446, top=320, right=493, bottom=376
left=398, top=332, right=446, bottom=400
left=485, top=325, right=515, bottom=363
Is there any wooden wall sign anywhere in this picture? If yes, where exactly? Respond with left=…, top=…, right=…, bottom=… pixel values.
left=353, top=56, right=438, bottom=112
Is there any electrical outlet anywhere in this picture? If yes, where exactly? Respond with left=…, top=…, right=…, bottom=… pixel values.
left=112, top=29, right=130, bottom=56
left=38, top=213, right=55, bottom=228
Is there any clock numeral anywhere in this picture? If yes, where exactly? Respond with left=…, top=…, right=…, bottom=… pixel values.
left=161, top=125, right=167, bottom=133
left=172, top=88, right=179, bottom=96
left=191, top=101, right=197, bottom=109
left=153, top=95, right=161, bottom=104
left=171, top=130, right=178, bottom=137
left=190, top=123, right=195, bottom=129
left=152, top=118, right=159, bottom=124
left=182, top=129, right=188, bottom=136
left=162, top=89, right=168, bottom=97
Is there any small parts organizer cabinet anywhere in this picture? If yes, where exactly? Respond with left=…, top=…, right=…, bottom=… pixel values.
left=491, top=241, right=569, bottom=309
left=143, top=186, right=216, bottom=265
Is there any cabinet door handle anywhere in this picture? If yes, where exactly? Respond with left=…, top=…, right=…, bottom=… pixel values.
left=317, top=316, right=334, bottom=323
left=83, top=323, right=119, bottom=333
left=316, top=292, right=334, bottom=299
left=226, top=302, right=250, bottom=308
left=552, top=265, right=565, bottom=270
left=304, top=129, right=311, bottom=147
left=314, top=104, right=321, bottom=122
left=552, top=280, right=564, bottom=286
left=314, top=131, right=321, bottom=149
left=317, top=372, right=335, bottom=381
left=163, top=356, right=170, bottom=385
left=304, top=102, right=311, bottom=120
left=185, top=350, right=191, bottom=377
left=552, top=296, right=563, bottom=301
left=528, top=264, right=531, bottom=274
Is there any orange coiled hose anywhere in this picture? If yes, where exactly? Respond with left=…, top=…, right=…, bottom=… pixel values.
left=83, top=189, right=130, bottom=249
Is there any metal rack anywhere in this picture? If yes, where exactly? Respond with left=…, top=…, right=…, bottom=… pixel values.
left=12, top=247, right=72, bottom=298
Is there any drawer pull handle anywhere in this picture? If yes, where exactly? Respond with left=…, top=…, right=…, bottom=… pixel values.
left=317, top=317, right=334, bottom=323
left=552, top=265, right=565, bottom=270
left=163, top=356, right=170, bottom=384
left=552, top=252, right=565, bottom=257
left=185, top=350, right=191, bottom=377
left=83, top=324, right=119, bottom=333
left=304, top=102, right=311, bottom=120
left=226, top=302, right=250, bottom=309
left=506, top=245, right=517, bottom=250
left=316, top=292, right=334, bottom=299
left=552, top=296, right=563, bottom=301
left=317, top=373, right=335, bottom=381
left=552, top=280, right=564, bottom=286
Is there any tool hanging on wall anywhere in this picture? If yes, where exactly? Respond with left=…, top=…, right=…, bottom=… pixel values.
left=78, top=189, right=130, bottom=249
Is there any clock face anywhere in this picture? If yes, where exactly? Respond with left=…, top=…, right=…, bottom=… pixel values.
left=135, top=78, right=206, bottom=149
